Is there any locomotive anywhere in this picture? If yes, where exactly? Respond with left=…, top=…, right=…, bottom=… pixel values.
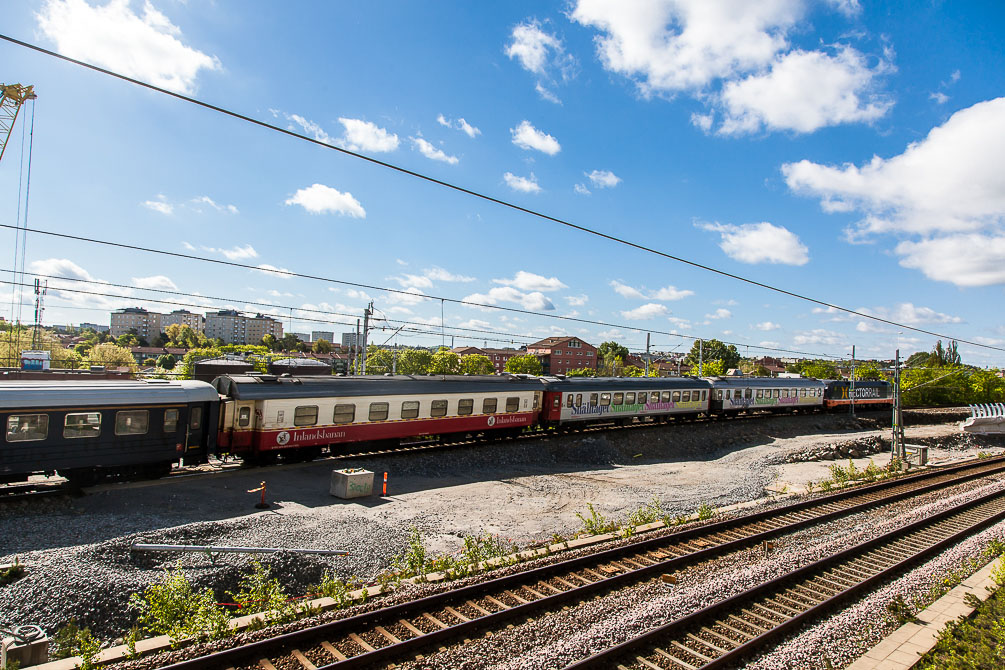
left=0, top=373, right=892, bottom=486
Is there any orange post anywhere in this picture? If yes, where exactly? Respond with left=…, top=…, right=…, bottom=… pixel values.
left=248, top=481, right=269, bottom=509
left=382, top=471, right=388, bottom=496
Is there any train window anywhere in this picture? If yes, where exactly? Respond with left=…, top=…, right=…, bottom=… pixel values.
left=725, top=389, right=732, bottom=399
left=368, top=403, right=389, bottom=422
left=774, top=390, right=780, bottom=398
left=164, top=409, right=179, bottom=433
left=294, top=406, right=319, bottom=426
left=791, top=388, right=797, bottom=397
left=702, top=390, right=708, bottom=401
left=6, top=414, right=48, bottom=442
left=505, top=397, right=520, bottom=412
left=682, top=391, right=691, bottom=402
left=333, top=404, right=355, bottom=424
left=483, top=398, right=497, bottom=414
left=431, top=400, right=448, bottom=417
left=458, top=399, right=474, bottom=416
left=191, top=407, right=202, bottom=429
left=401, top=401, right=419, bottom=419
left=237, top=407, right=251, bottom=428
left=800, top=389, right=806, bottom=397
left=626, top=392, right=636, bottom=404
left=672, top=391, right=681, bottom=402
left=662, top=391, right=671, bottom=402
left=716, top=390, right=723, bottom=400
left=115, top=410, right=149, bottom=436
left=566, top=395, right=574, bottom=408
left=613, top=393, right=624, bottom=405
left=637, top=392, right=646, bottom=404
left=745, top=388, right=752, bottom=399
left=533, top=395, right=539, bottom=410
left=590, top=393, right=599, bottom=405
left=781, top=389, right=789, bottom=398
left=64, top=412, right=101, bottom=439
left=756, top=389, right=763, bottom=399
left=599, top=393, right=611, bottom=406
left=575, top=393, right=583, bottom=406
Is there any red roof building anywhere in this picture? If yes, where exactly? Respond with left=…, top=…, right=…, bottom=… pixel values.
left=526, top=336, right=597, bottom=375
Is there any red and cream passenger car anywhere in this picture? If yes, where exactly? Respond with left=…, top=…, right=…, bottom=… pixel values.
left=213, top=374, right=544, bottom=463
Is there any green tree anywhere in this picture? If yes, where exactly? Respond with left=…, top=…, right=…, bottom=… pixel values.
left=905, top=351, right=930, bottom=368
left=116, top=332, right=141, bottom=348
left=0, top=327, right=80, bottom=369
left=430, top=348, right=461, bottom=374
left=74, top=342, right=92, bottom=358
left=459, top=354, right=494, bottom=375
left=621, top=365, right=646, bottom=377
left=280, top=333, right=302, bottom=352
left=597, top=341, right=630, bottom=368
left=802, top=361, right=838, bottom=379
left=157, top=354, right=177, bottom=370
left=854, top=362, right=883, bottom=380
left=86, top=343, right=138, bottom=370
left=260, top=334, right=280, bottom=352
left=683, top=339, right=740, bottom=371
left=363, top=346, right=394, bottom=374
left=564, top=367, right=596, bottom=377
left=396, top=348, right=434, bottom=375
left=165, top=324, right=206, bottom=349
left=151, top=331, right=169, bottom=347
left=751, top=364, right=770, bottom=377
left=690, top=359, right=725, bottom=376
left=312, top=338, right=333, bottom=354
left=504, top=354, right=543, bottom=375
left=929, top=340, right=961, bottom=367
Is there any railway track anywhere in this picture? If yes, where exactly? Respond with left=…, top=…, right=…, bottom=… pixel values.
left=132, top=455, right=1005, bottom=670
left=568, top=486, right=1005, bottom=670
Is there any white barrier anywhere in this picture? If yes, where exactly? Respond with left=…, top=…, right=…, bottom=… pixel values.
left=961, top=403, right=1005, bottom=434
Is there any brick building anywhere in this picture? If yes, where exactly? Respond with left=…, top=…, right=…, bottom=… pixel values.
left=526, top=336, right=597, bottom=375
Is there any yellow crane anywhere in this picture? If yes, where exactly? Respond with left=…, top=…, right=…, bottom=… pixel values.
left=0, top=83, right=36, bottom=164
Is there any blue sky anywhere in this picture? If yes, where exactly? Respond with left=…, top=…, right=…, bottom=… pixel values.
left=2, top=0, right=1004, bottom=365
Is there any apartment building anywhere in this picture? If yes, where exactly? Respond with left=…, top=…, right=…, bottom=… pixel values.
left=205, top=310, right=284, bottom=345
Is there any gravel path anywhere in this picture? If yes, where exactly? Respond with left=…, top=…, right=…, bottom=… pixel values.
left=0, top=413, right=1001, bottom=649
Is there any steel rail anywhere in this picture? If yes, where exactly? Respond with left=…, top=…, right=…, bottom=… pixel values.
left=147, top=456, right=1005, bottom=670
left=566, top=489, right=1005, bottom=669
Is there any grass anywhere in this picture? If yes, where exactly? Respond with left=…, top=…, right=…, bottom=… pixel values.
left=0, top=561, right=24, bottom=587
left=813, top=458, right=906, bottom=492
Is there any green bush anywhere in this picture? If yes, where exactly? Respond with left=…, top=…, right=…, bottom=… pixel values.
left=576, top=503, right=618, bottom=535
left=52, top=620, right=101, bottom=669
left=696, top=502, right=717, bottom=521
left=129, top=563, right=230, bottom=645
left=227, top=561, right=295, bottom=624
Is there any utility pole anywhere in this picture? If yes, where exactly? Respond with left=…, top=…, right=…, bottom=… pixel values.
left=31, top=278, right=46, bottom=349
left=892, top=349, right=905, bottom=466
left=850, top=345, right=856, bottom=418
left=361, top=301, right=373, bottom=374
left=698, top=339, right=703, bottom=377
left=353, top=319, right=360, bottom=375
left=645, top=333, right=651, bottom=377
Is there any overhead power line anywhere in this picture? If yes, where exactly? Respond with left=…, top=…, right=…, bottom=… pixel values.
left=2, top=34, right=1000, bottom=356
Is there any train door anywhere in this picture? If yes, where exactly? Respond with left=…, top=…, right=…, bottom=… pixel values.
left=185, top=403, right=206, bottom=453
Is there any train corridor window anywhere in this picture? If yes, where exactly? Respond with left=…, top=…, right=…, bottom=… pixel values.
left=725, top=389, right=732, bottom=399
left=745, top=388, right=753, bottom=399
left=431, top=400, right=448, bottom=417
left=682, top=391, right=691, bottom=402
left=505, top=397, right=520, bottom=412
left=781, top=390, right=789, bottom=398
left=6, top=414, right=48, bottom=442
left=191, top=407, right=202, bottom=429
left=626, top=392, right=636, bottom=404
left=662, top=391, right=671, bottom=402
left=333, top=404, right=356, bottom=424
left=599, top=393, right=611, bottom=407
left=566, top=395, right=574, bottom=408
left=294, top=406, right=319, bottom=426
left=774, top=390, right=780, bottom=398
left=613, top=393, right=624, bottom=405
left=589, top=393, right=599, bottom=406
left=64, top=412, right=101, bottom=439
left=637, top=392, right=647, bottom=404
left=533, top=395, right=539, bottom=410
left=672, top=391, right=681, bottom=402
left=458, top=399, right=474, bottom=416
left=756, top=389, right=763, bottom=399
left=115, top=410, right=149, bottom=436
left=164, top=409, right=179, bottom=433
left=702, top=390, right=708, bottom=401
left=369, top=403, right=389, bottom=422
left=401, top=401, right=419, bottom=419
left=575, top=393, right=583, bottom=406
left=482, top=398, right=498, bottom=414
left=237, top=407, right=250, bottom=428
left=800, top=389, right=807, bottom=397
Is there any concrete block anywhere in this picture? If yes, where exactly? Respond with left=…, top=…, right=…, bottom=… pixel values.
left=2, top=636, right=48, bottom=668
left=330, top=469, right=373, bottom=498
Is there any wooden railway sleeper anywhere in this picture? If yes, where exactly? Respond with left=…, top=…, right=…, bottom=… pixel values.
left=686, top=631, right=729, bottom=655
left=727, top=613, right=768, bottom=634
left=748, top=602, right=788, bottom=622
left=761, top=595, right=802, bottom=615
left=669, top=638, right=715, bottom=663
left=715, top=619, right=756, bottom=641
left=700, top=625, right=740, bottom=649
left=635, top=654, right=669, bottom=670
left=739, top=607, right=778, bottom=628
left=773, top=591, right=812, bottom=610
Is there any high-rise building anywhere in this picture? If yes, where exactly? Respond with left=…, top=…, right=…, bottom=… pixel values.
left=342, top=332, right=360, bottom=348
left=161, top=309, right=204, bottom=331
left=110, top=307, right=161, bottom=339
left=205, top=310, right=284, bottom=345
left=311, top=330, right=334, bottom=343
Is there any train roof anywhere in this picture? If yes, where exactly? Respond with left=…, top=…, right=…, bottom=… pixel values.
left=704, top=376, right=825, bottom=388
left=212, top=374, right=549, bottom=399
left=0, top=379, right=219, bottom=409
left=822, top=379, right=890, bottom=386
left=540, top=376, right=710, bottom=391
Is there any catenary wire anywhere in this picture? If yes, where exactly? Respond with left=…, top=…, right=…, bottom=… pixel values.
left=1, top=34, right=1002, bottom=355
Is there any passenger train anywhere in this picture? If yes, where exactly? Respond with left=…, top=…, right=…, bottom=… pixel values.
left=0, top=373, right=892, bottom=486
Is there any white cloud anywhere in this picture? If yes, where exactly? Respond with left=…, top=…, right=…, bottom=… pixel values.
left=267, top=289, right=294, bottom=298
left=288, top=114, right=333, bottom=144
left=437, top=115, right=481, bottom=138
left=37, top=0, right=220, bottom=95
left=142, top=198, right=173, bottom=215
left=505, top=20, right=563, bottom=75
left=285, top=183, right=366, bottom=218
left=425, top=267, right=476, bottom=283
left=209, top=244, right=258, bottom=261
left=718, top=47, right=892, bottom=135
left=386, top=287, right=428, bottom=306
left=411, top=137, right=459, bottom=164
left=256, top=264, right=293, bottom=280
left=132, top=275, right=177, bottom=290
left=622, top=303, right=668, bottom=320
left=27, top=258, right=135, bottom=311
left=566, top=294, right=589, bottom=306
left=755, top=321, right=780, bottom=331
left=390, top=267, right=474, bottom=290
left=511, top=121, right=561, bottom=155
left=930, top=91, right=949, bottom=105
left=586, top=169, right=621, bottom=188
left=458, top=319, right=493, bottom=330
left=570, top=1, right=888, bottom=135
left=856, top=302, right=963, bottom=325
left=650, top=285, right=694, bottom=300
left=698, top=221, right=809, bottom=265
left=793, top=328, right=845, bottom=345
left=783, top=97, right=1005, bottom=285
left=493, top=271, right=567, bottom=292
left=574, top=183, right=591, bottom=195
left=191, top=195, right=239, bottom=214
left=338, top=117, right=399, bottom=153
left=463, top=287, right=555, bottom=311
left=503, top=172, right=541, bottom=193
left=610, top=280, right=646, bottom=299
left=759, top=340, right=781, bottom=348
left=706, top=308, right=732, bottom=319
left=535, top=82, right=562, bottom=104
